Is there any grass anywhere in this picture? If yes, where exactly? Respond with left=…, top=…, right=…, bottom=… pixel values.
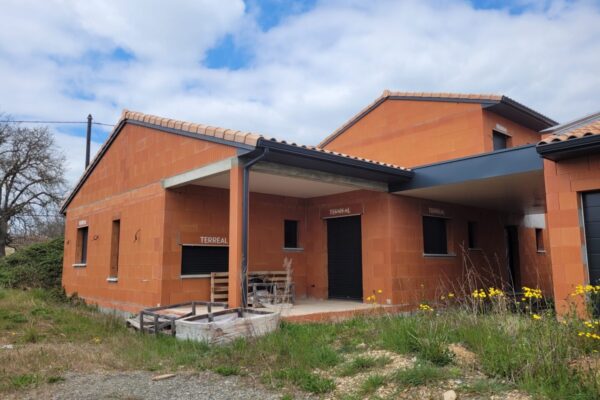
left=0, top=288, right=599, bottom=399
left=337, top=355, right=390, bottom=376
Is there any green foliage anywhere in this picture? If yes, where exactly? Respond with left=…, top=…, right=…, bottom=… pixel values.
left=272, top=368, right=335, bottom=394
left=10, top=374, right=38, bottom=389
left=338, top=355, right=390, bottom=377
left=213, top=365, right=241, bottom=376
left=0, top=237, right=64, bottom=290
left=394, top=362, right=457, bottom=386
left=359, top=374, right=386, bottom=395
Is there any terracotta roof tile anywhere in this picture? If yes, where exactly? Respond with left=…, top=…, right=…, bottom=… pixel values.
left=539, top=120, right=600, bottom=144
left=113, top=110, right=410, bottom=172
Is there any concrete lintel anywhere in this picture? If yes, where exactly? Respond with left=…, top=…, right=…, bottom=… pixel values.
left=252, top=161, right=388, bottom=192
left=162, top=157, right=235, bottom=189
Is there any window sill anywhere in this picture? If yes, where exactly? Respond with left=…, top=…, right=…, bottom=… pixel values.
left=537, top=250, right=546, bottom=254
left=72, top=263, right=87, bottom=268
left=283, top=247, right=304, bottom=252
left=423, top=253, right=456, bottom=258
left=107, top=277, right=118, bottom=283
left=181, top=274, right=210, bottom=279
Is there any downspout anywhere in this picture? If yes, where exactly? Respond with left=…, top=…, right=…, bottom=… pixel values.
left=241, top=147, right=269, bottom=307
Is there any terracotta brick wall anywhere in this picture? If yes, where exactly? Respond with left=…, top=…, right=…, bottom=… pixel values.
left=63, top=124, right=238, bottom=312
left=544, top=154, right=600, bottom=313
left=482, top=111, right=542, bottom=151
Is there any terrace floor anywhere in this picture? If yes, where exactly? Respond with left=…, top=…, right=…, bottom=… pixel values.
left=153, top=298, right=406, bottom=323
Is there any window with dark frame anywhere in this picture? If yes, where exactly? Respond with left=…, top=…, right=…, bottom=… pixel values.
left=493, top=131, right=509, bottom=151
left=468, top=221, right=478, bottom=249
left=109, top=220, right=120, bottom=278
left=284, top=219, right=299, bottom=248
left=535, top=228, right=545, bottom=252
left=76, top=226, right=88, bottom=264
left=181, top=245, right=228, bottom=276
left=423, top=216, right=448, bottom=255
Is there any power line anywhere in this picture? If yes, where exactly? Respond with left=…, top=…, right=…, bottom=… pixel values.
left=0, top=120, right=114, bottom=127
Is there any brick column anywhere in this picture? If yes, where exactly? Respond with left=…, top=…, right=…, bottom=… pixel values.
left=228, top=161, right=244, bottom=308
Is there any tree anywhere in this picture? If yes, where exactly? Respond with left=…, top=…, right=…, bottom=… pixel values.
left=0, top=118, right=66, bottom=256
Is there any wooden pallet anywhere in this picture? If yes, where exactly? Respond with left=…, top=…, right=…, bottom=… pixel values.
left=211, top=272, right=229, bottom=303
left=211, top=270, right=294, bottom=305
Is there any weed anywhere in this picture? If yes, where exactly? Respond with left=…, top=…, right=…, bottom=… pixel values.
left=272, top=368, right=335, bottom=394
left=47, top=376, right=65, bottom=384
left=394, top=362, right=458, bottom=386
left=213, top=365, right=241, bottom=376
left=10, top=374, right=38, bottom=389
left=360, top=374, right=386, bottom=395
left=338, top=356, right=390, bottom=376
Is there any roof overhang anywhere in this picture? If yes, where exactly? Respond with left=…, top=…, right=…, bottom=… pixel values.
left=391, top=145, right=546, bottom=213
left=537, top=134, right=600, bottom=161
left=254, top=138, right=413, bottom=186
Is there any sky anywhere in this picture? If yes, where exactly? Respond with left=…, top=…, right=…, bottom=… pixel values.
left=0, top=0, right=599, bottom=187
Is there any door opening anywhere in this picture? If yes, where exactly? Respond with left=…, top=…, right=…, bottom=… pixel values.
left=326, top=216, right=363, bottom=300
left=505, top=226, right=521, bottom=290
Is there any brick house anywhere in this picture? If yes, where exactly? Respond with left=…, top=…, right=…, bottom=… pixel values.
left=60, top=91, right=598, bottom=315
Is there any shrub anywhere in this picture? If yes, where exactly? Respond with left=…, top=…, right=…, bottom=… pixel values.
left=0, top=237, right=64, bottom=290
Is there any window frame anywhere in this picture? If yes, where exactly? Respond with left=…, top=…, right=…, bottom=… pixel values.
left=535, top=228, right=545, bottom=253
left=492, top=130, right=510, bottom=151
left=283, top=219, right=302, bottom=250
left=422, top=215, right=451, bottom=256
left=74, top=226, right=89, bottom=267
left=180, top=245, right=229, bottom=278
left=109, top=219, right=121, bottom=280
left=467, top=221, right=479, bottom=250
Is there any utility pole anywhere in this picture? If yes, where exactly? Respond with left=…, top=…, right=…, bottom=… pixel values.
left=85, top=114, right=92, bottom=168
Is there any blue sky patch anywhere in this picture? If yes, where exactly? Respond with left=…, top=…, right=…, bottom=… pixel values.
left=204, top=34, right=252, bottom=70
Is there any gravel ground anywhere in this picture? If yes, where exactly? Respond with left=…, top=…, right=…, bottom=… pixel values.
left=10, top=371, right=304, bottom=400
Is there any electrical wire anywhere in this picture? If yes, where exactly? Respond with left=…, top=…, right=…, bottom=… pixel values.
left=0, top=120, right=114, bottom=127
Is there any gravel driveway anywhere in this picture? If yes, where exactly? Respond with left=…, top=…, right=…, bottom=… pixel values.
left=11, top=371, right=307, bottom=400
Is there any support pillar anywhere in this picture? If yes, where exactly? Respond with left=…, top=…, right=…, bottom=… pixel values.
left=228, top=161, right=244, bottom=308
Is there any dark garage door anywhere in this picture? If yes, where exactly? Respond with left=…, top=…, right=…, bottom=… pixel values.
left=327, top=216, right=363, bottom=300
left=583, top=192, right=600, bottom=286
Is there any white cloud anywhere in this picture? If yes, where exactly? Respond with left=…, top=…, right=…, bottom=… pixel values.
left=0, top=0, right=599, bottom=189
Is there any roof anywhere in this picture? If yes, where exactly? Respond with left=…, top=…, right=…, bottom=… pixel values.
left=318, top=90, right=557, bottom=147
left=537, top=111, right=600, bottom=161
left=539, top=111, right=600, bottom=143
left=61, top=109, right=411, bottom=213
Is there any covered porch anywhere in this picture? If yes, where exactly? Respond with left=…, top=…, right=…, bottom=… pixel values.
left=391, top=144, right=552, bottom=295
left=160, top=139, right=413, bottom=309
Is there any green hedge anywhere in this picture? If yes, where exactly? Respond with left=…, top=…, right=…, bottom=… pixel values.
left=0, top=237, right=64, bottom=289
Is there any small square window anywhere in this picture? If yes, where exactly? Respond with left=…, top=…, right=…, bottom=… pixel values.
left=76, top=226, right=88, bottom=264
left=493, top=131, right=509, bottom=151
left=535, top=228, right=545, bottom=252
left=468, top=221, right=478, bottom=249
left=284, top=220, right=299, bottom=248
left=423, top=216, right=448, bottom=255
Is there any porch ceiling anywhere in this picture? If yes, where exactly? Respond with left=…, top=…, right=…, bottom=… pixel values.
left=397, top=170, right=546, bottom=213
left=391, top=145, right=546, bottom=214
left=173, top=160, right=386, bottom=198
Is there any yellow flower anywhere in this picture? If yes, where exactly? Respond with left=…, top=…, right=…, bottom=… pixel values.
left=92, top=337, right=102, bottom=344
left=440, top=296, right=446, bottom=300
left=419, top=303, right=434, bottom=312
left=448, top=293, right=455, bottom=298
left=532, top=314, right=542, bottom=320
left=377, top=289, right=383, bottom=294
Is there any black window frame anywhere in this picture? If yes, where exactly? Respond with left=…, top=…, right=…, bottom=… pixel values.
left=535, top=228, right=545, bottom=252
left=467, top=221, right=478, bottom=249
left=423, top=216, right=448, bottom=255
left=492, top=130, right=509, bottom=151
left=284, top=219, right=299, bottom=249
left=181, top=245, right=229, bottom=276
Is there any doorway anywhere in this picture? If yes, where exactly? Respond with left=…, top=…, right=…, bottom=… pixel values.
left=327, top=216, right=363, bottom=300
left=505, top=226, right=521, bottom=290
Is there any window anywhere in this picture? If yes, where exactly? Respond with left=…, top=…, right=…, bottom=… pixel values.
left=493, top=131, right=509, bottom=151
left=75, top=226, right=88, bottom=265
left=284, top=220, right=299, bottom=248
left=468, top=221, right=478, bottom=249
left=109, top=220, right=120, bottom=278
left=535, top=228, right=545, bottom=252
left=181, top=245, right=228, bottom=276
left=423, top=216, right=448, bottom=255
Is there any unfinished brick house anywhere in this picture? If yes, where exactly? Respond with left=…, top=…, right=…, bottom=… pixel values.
left=60, top=91, right=599, bottom=315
